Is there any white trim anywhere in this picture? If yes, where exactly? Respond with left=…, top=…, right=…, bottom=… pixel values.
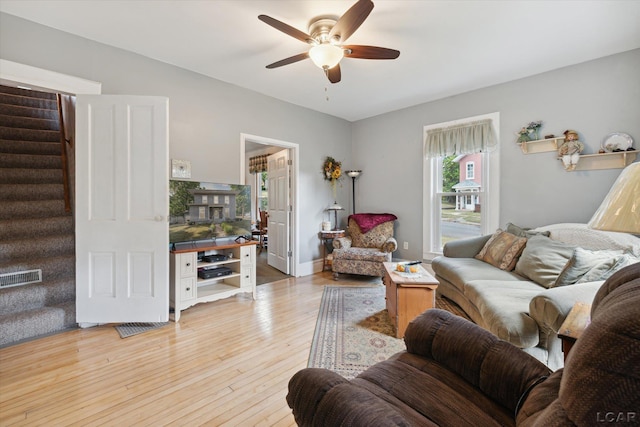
left=0, top=59, right=101, bottom=94
left=423, top=112, right=500, bottom=260
left=240, top=133, right=300, bottom=277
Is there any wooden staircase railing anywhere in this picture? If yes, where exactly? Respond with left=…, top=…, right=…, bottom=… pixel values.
left=57, top=93, right=72, bottom=213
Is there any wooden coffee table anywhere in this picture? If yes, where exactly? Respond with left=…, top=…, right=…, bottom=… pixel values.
left=383, top=262, right=439, bottom=338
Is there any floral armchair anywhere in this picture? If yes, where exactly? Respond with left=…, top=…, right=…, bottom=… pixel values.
left=332, top=213, right=398, bottom=280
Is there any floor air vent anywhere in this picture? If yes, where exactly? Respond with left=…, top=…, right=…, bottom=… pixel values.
left=0, top=269, right=42, bottom=288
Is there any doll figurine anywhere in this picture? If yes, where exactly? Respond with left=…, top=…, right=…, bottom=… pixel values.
left=558, top=130, right=584, bottom=171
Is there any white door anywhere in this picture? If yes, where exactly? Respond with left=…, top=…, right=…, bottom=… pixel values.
left=75, top=95, right=169, bottom=323
left=267, top=149, right=290, bottom=274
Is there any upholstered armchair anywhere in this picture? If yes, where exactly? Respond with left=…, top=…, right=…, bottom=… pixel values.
left=332, top=213, right=398, bottom=280
left=287, top=263, right=640, bottom=426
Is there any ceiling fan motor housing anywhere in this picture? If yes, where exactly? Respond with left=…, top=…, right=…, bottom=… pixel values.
left=308, top=18, right=339, bottom=44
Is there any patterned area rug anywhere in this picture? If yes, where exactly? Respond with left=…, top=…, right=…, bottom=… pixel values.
left=115, top=322, right=169, bottom=338
left=308, top=286, right=469, bottom=379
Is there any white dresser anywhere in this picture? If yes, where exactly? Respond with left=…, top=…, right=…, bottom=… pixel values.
left=170, top=241, right=256, bottom=321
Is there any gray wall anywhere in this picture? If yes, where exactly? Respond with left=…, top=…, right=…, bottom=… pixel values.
left=2, top=12, right=638, bottom=267
left=352, top=48, right=640, bottom=260
left=0, top=12, right=353, bottom=269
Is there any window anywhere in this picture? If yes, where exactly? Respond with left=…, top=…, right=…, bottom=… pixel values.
left=198, top=206, right=205, bottom=220
left=466, top=162, right=475, bottom=180
left=213, top=195, right=219, bottom=204
left=423, top=113, right=500, bottom=259
left=224, top=196, right=230, bottom=204
left=202, top=195, right=208, bottom=204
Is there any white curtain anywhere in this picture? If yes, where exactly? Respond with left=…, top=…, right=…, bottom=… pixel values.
left=424, top=119, right=496, bottom=158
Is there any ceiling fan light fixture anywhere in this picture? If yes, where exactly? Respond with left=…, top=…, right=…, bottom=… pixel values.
left=309, top=44, right=344, bottom=70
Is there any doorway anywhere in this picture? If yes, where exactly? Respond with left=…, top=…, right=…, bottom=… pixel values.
left=241, top=133, right=299, bottom=280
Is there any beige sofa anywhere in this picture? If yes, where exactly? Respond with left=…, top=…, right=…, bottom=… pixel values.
left=431, top=223, right=639, bottom=370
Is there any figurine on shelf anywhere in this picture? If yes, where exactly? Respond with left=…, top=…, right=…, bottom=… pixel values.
left=558, top=129, right=584, bottom=171
left=517, top=127, right=531, bottom=143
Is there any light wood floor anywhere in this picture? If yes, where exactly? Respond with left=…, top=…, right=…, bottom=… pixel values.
left=0, top=271, right=380, bottom=426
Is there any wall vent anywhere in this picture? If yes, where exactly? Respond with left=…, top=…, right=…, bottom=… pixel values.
left=0, top=270, right=42, bottom=288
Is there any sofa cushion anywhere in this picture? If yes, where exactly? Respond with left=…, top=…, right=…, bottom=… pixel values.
left=353, top=353, right=517, bottom=427
left=534, top=223, right=640, bottom=254
left=506, top=222, right=551, bottom=238
left=475, top=229, right=527, bottom=271
left=432, top=257, right=524, bottom=294
left=554, top=247, right=635, bottom=287
left=349, top=220, right=395, bottom=249
left=515, top=235, right=575, bottom=288
left=333, top=247, right=390, bottom=263
left=464, top=280, right=542, bottom=348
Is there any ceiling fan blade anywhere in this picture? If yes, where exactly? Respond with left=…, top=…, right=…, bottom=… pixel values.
left=258, top=15, right=315, bottom=44
left=329, top=0, right=374, bottom=43
left=343, top=45, right=400, bottom=60
left=326, top=65, right=342, bottom=84
left=266, top=52, right=310, bottom=69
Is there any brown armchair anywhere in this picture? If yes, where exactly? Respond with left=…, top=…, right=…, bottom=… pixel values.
left=331, top=213, right=398, bottom=280
left=287, top=263, right=640, bottom=426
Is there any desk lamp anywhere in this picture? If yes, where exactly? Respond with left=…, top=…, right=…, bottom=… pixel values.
left=327, top=202, right=345, bottom=231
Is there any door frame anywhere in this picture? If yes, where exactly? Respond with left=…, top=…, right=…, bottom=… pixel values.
left=240, top=133, right=299, bottom=278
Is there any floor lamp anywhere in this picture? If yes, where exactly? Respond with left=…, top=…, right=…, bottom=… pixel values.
left=346, top=170, right=362, bottom=214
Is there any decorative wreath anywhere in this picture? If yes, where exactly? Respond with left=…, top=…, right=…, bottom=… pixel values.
left=322, top=156, right=342, bottom=183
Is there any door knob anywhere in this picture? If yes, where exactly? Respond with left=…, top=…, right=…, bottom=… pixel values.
left=154, top=215, right=163, bottom=222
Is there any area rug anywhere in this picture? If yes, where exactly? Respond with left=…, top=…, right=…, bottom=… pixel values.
left=114, top=322, right=169, bottom=338
left=308, top=286, right=469, bottom=379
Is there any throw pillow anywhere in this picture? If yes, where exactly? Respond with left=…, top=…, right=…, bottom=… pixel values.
left=555, top=248, right=624, bottom=287
left=514, top=234, right=575, bottom=288
left=577, top=252, right=640, bottom=284
left=506, top=222, right=551, bottom=238
left=474, top=229, right=527, bottom=271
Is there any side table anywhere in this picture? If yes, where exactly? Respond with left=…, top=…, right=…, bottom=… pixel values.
left=319, top=230, right=345, bottom=271
left=383, top=262, right=439, bottom=338
left=558, top=302, right=591, bottom=362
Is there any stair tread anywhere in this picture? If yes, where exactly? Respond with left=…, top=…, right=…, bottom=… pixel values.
left=0, top=139, right=61, bottom=155
left=0, top=103, right=59, bottom=119
left=0, top=85, right=58, bottom=99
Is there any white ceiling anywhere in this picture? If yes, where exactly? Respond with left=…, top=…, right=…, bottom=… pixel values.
left=2, top=1, right=639, bottom=122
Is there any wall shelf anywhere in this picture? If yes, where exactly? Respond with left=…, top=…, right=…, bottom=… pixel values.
left=518, top=136, right=565, bottom=154
left=563, top=150, right=637, bottom=172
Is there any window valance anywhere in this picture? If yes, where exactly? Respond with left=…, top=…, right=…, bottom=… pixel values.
left=249, top=154, right=268, bottom=174
left=424, top=119, right=497, bottom=158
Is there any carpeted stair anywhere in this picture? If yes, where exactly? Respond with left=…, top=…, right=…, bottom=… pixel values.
left=0, top=84, right=76, bottom=346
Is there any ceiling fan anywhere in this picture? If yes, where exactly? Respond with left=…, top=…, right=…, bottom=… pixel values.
left=258, top=0, right=400, bottom=84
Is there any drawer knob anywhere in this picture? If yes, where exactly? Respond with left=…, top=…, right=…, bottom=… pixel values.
left=186, top=262, right=191, bottom=267
left=186, top=287, right=191, bottom=291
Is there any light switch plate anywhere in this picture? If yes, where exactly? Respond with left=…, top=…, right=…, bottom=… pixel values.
left=171, top=159, right=191, bottom=179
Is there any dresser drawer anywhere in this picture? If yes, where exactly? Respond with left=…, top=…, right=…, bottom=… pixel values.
left=240, top=245, right=254, bottom=266
left=179, top=252, right=197, bottom=277
left=180, top=277, right=196, bottom=301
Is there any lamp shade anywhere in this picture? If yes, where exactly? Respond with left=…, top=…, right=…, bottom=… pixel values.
left=309, top=44, right=344, bottom=70
left=588, top=162, right=640, bottom=234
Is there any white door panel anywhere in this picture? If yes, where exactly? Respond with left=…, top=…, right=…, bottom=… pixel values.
left=76, top=95, right=169, bottom=323
left=267, top=149, right=290, bottom=274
